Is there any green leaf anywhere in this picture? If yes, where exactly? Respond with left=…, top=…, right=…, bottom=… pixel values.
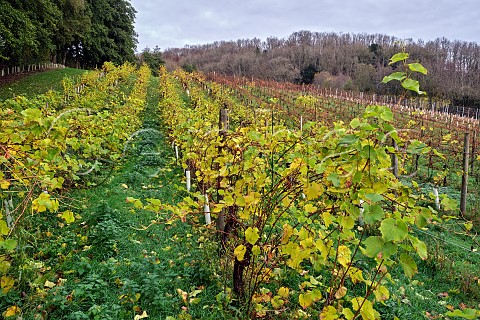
left=362, top=236, right=397, bottom=259
left=380, top=218, right=408, bottom=242
left=350, top=118, right=362, bottom=129
left=408, top=62, right=428, bottom=75
left=21, top=108, right=43, bottom=124
left=407, top=140, right=428, bottom=154
left=224, top=194, right=234, bottom=206
left=245, top=227, right=260, bottom=245
left=0, top=256, right=11, bottom=274
left=389, top=52, right=409, bottom=64
left=440, top=196, right=458, bottom=211
left=365, top=193, right=384, bottom=203
left=445, top=308, right=479, bottom=319
left=382, top=72, right=406, bottom=83
left=327, top=173, right=340, bottom=187
left=379, top=107, right=394, bottom=122
left=363, top=204, right=385, bottom=224
left=271, top=295, right=284, bottom=309
left=412, top=238, right=428, bottom=260
left=399, top=253, right=417, bottom=278
left=0, top=239, right=17, bottom=252
left=401, top=78, right=426, bottom=95
left=337, top=134, right=358, bottom=147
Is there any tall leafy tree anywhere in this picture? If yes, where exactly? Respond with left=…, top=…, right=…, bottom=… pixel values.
left=53, top=0, right=91, bottom=66
left=0, top=1, right=39, bottom=67
left=0, top=0, right=137, bottom=69
left=138, top=46, right=164, bottom=76
left=82, top=0, right=137, bottom=68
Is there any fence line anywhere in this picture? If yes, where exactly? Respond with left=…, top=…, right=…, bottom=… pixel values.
left=207, top=73, right=480, bottom=125
left=1, top=63, right=65, bottom=77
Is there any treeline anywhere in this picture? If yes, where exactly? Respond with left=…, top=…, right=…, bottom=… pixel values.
left=0, top=0, right=137, bottom=70
left=163, top=31, right=480, bottom=107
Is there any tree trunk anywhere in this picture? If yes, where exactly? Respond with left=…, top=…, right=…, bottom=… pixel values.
left=233, top=243, right=252, bottom=298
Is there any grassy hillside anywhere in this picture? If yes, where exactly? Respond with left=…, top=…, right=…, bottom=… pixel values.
left=0, top=68, right=86, bottom=101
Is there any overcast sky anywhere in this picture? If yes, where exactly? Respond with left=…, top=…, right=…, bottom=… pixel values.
left=129, top=0, right=480, bottom=51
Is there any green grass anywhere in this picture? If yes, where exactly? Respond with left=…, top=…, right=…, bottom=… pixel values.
left=0, top=68, right=86, bottom=100
left=376, top=223, right=480, bottom=319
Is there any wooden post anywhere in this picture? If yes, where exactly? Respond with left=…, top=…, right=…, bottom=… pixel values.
left=216, top=105, right=229, bottom=232
left=460, top=132, right=470, bottom=215
left=391, top=139, right=399, bottom=178
left=471, top=131, right=476, bottom=174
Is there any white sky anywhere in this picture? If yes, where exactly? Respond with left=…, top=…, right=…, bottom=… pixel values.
left=129, top=0, right=480, bottom=51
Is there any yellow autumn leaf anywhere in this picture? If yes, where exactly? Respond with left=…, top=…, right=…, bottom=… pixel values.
left=32, top=193, right=59, bottom=213
left=44, top=280, right=56, bottom=288
left=277, top=287, right=290, bottom=298
left=245, top=227, right=260, bottom=245
left=342, top=308, right=355, bottom=320
left=3, top=305, right=21, bottom=317
left=61, top=210, right=75, bottom=224
left=0, top=256, right=11, bottom=274
left=0, top=221, right=10, bottom=236
left=320, top=305, right=339, bottom=319
left=0, top=180, right=10, bottom=190
left=299, top=292, right=313, bottom=309
left=374, top=285, right=390, bottom=302
left=305, top=182, right=323, bottom=200
left=234, top=245, right=246, bottom=261
left=239, top=207, right=251, bottom=220
left=351, top=297, right=376, bottom=320
left=304, top=203, right=317, bottom=213
left=337, top=245, right=351, bottom=267
left=1, top=275, right=14, bottom=294
left=134, top=311, right=149, bottom=320
left=322, top=212, right=334, bottom=227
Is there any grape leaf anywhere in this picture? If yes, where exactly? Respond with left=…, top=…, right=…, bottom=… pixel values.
left=380, top=218, right=408, bottom=242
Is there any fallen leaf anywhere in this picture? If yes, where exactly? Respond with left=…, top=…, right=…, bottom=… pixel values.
left=1, top=276, right=14, bottom=293
left=134, top=311, right=148, bottom=320
left=3, top=305, right=21, bottom=317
